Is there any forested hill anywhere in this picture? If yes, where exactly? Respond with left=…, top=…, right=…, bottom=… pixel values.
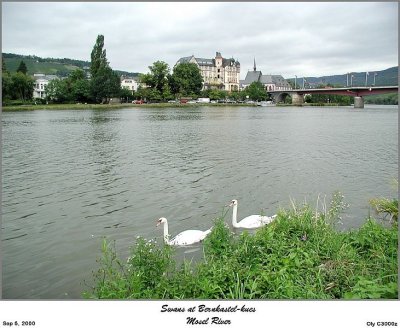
left=2, top=53, right=139, bottom=77
left=288, top=66, right=398, bottom=87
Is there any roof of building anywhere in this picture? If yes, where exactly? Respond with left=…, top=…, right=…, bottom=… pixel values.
left=260, top=75, right=273, bottom=84
left=243, top=70, right=262, bottom=84
left=33, top=74, right=59, bottom=81
left=176, top=56, right=194, bottom=65
left=121, top=75, right=139, bottom=82
left=242, top=70, right=291, bottom=88
left=270, top=75, right=291, bottom=86
left=176, top=54, right=240, bottom=68
left=196, top=57, right=214, bottom=66
left=222, top=58, right=240, bottom=67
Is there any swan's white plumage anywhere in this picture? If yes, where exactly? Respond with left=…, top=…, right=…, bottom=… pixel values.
left=156, top=217, right=212, bottom=246
left=228, top=199, right=277, bottom=229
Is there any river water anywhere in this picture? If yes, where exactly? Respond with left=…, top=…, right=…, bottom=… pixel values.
left=2, top=105, right=398, bottom=298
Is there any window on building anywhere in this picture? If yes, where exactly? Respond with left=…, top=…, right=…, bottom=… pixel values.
left=217, top=69, right=220, bottom=73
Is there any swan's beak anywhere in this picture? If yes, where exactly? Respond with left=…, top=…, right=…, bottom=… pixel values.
left=156, top=220, right=161, bottom=227
left=225, top=201, right=234, bottom=207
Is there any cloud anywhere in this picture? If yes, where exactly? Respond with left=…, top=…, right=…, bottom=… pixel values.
left=2, top=2, right=397, bottom=78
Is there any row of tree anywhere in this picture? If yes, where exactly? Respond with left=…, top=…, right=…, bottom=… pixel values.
left=2, top=60, right=35, bottom=102
left=3, top=33, right=271, bottom=104
left=303, top=84, right=352, bottom=105
left=134, top=60, right=203, bottom=102
left=2, top=35, right=366, bottom=105
left=46, top=35, right=121, bottom=104
left=135, top=62, right=273, bottom=102
left=2, top=35, right=123, bottom=105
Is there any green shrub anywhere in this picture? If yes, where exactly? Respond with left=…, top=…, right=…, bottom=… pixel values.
left=84, top=194, right=398, bottom=299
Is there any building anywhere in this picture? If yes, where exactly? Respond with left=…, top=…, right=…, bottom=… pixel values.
left=175, top=52, right=240, bottom=91
left=120, top=76, right=141, bottom=94
left=240, top=59, right=292, bottom=92
left=33, top=73, right=59, bottom=99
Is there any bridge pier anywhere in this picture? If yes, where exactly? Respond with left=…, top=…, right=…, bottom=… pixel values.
left=292, top=93, right=304, bottom=106
left=354, top=96, right=364, bottom=109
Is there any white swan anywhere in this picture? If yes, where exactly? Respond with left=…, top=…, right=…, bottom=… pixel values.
left=156, top=217, right=212, bottom=246
left=228, top=199, right=277, bottom=229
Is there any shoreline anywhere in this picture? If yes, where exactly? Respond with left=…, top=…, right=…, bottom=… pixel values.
left=2, top=102, right=254, bottom=111
left=2, top=102, right=394, bottom=111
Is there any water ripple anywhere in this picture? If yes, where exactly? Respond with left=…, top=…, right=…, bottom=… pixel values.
left=1, top=105, right=397, bottom=298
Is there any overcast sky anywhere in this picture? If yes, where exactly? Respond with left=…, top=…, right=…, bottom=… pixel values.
left=2, top=2, right=398, bottom=79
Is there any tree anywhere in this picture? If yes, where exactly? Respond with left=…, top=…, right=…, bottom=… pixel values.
left=170, top=62, right=203, bottom=97
left=120, top=87, right=134, bottom=103
left=90, top=65, right=121, bottom=103
left=244, top=82, right=267, bottom=101
left=69, top=69, right=86, bottom=82
left=45, top=79, right=71, bottom=103
left=11, top=72, right=34, bottom=101
left=16, top=60, right=28, bottom=75
left=305, top=84, right=352, bottom=105
left=43, top=69, right=90, bottom=103
left=89, top=35, right=121, bottom=103
left=209, top=89, right=227, bottom=101
left=135, top=85, right=151, bottom=101
left=2, top=59, right=33, bottom=102
left=139, top=61, right=172, bottom=102
left=90, top=35, right=107, bottom=78
left=71, top=78, right=90, bottom=103
left=231, top=91, right=246, bottom=102
left=2, top=59, right=12, bottom=102
left=2, top=58, right=8, bottom=73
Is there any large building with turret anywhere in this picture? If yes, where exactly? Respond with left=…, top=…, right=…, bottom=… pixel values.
left=175, top=52, right=240, bottom=91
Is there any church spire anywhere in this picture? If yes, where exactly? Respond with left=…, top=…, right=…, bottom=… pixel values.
left=253, top=57, right=256, bottom=71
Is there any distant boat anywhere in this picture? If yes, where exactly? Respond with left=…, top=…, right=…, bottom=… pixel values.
left=258, top=101, right=274, bottom=107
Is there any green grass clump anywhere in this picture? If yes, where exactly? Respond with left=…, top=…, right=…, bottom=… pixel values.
left=369, top=198, right=398, bottom=222
left=84, top=195, right=398, bottom=299
left=369, top=180, right=398, bottom=223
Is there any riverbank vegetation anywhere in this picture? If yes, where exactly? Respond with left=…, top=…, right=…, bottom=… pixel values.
left=2, top=102, right=256, bottom=111
left=302, top=84, right=352, bottom=106
left=2, top=34, right=270, bottom=106
left=84, top=193, right=398, bottom=299
left=364, top=93, right=398, bottom=105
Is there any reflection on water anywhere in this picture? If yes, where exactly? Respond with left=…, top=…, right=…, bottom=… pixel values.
left=2, top=105, right=398, bottom=298
left=145, top=108, right=204, bottom=121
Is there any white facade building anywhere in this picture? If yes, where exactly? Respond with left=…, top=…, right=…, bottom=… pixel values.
left=33, top=74, right=59, bottom=99
left=175, top=52, right=240, bottom=91
left=121, top=76, right=140, bottom=94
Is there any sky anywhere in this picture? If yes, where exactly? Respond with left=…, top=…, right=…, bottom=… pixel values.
left=2, top=2, right=398, bottom=79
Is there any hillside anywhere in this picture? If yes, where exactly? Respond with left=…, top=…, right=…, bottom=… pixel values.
left=2, top=53, right=139, bottom=77
left=288, top=66, right=398, bottom=87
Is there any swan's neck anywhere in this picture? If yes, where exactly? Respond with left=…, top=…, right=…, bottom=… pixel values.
left=232, top=204, right=238, bottom=227
left=163, top=221, right=170, bottom=244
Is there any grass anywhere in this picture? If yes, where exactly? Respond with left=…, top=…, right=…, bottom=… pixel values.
left=369, top=180, right=398, bottom=223
left=83, top=193, right=398, bottom=299
left=2, top=103, right=137, bottom=111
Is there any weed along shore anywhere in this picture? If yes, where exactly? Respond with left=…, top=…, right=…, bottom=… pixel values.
left=84, top=194, right=398, bottom=299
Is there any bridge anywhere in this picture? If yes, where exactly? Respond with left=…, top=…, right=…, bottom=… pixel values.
left=270, top=86, right=398, bottom=108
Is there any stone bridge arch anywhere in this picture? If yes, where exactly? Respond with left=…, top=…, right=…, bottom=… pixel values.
left=272, top=92, right=292, bottom=103
left=271, top=91, right=304, bottom=105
